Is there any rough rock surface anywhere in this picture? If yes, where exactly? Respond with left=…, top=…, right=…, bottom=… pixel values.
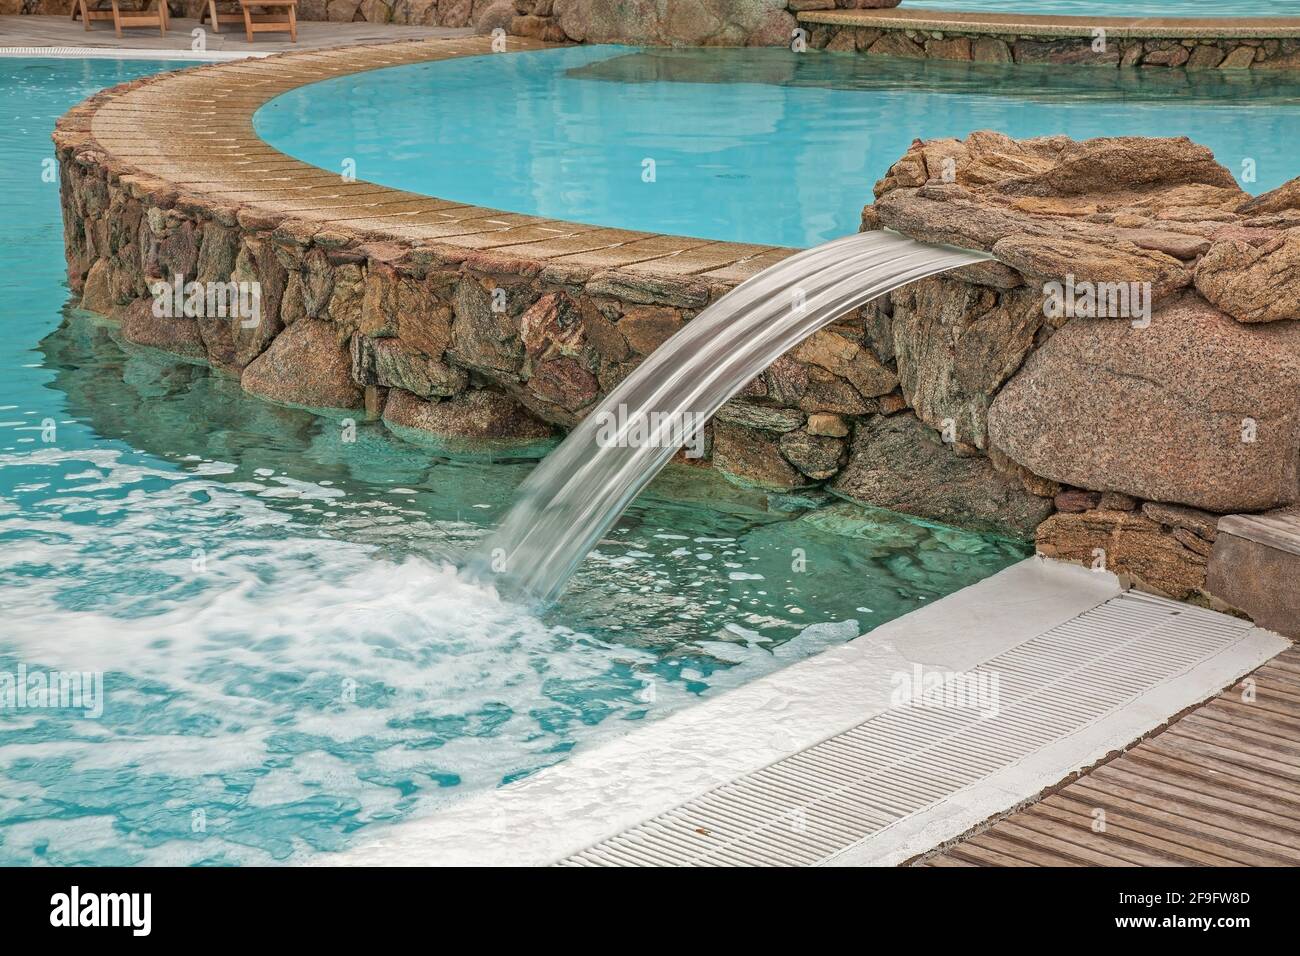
left=382, top=388, right=552, bottom=440
left=712, top=421, right=806, bottom=491
left=1240, top=178, right=1300, bottom=217
left=830, top=413, right=1053, bottom=539
left=794, top=327, right=897, bottom=397
left=1141, top=502, right=1219, bottom=542
left=992, top=234, right=1190, bottom=303
left=119, top=299, right=206, bottom=360
left=556, top=0, right=796, bottom=47
left=1036, top=510, right=1208, bottom=601
left=808, top=22, right=1300, bottom=70
left=889, top=276, right=1041, bottom=448
left=870, top=130, right=1300, bottom=529
left=241, top=319, right=362, bottom=409
left=987, top=295, right=1300, bottom=513
left=1194, top=231, right=1300, bottom=323
left=872, top=134, right=1247, bottom=306
left=852, top=130, right=1300, bottom=600
left=778, top=428, right=846, bottom=480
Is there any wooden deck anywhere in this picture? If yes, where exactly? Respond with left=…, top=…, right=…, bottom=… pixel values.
left=1219, top=508, right=1300, bottom=556
left=914, top=646, right=1300, bottom=867
left=0, top=14, right=471, bottom=54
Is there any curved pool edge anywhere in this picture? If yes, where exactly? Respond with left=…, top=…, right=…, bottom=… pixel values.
left=53, top=35, right=793, bottom=315
left=53, top=35, right=1300, bottom=562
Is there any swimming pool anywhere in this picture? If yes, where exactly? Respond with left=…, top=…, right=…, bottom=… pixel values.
left=0, top=57, right=1026, bottom=865
left=255, top=46, right=1300, bottom=248
left=903, top=0, right=1300, bottom=16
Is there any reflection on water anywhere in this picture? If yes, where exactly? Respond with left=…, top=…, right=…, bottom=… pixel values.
left=572, top=46, right=1300, bottom=105
left=0, top=312, right=1026, bottom=864
left=0, top=55, right=1025, bottom=866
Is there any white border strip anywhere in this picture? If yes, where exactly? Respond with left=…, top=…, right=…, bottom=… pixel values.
left=834, top=622, right=1286, bottom=866
left=0, top=46, right=268, bottom=60
left=327, top=558, right=1156, bottom=866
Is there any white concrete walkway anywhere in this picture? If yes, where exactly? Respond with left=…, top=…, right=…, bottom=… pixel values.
left=325, top=558, right=1285, bottom=866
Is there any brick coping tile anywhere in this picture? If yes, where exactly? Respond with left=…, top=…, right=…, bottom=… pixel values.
left=53, top=36, right=793, bottom=289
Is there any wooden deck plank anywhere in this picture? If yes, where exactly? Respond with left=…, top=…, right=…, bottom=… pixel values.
left=1070, top=779, right=1300, bottom=864
left=1084, top=770, right=1300, bottom=840
left=1224, top=679, right=1300, bottom=714
left=1259, top=661, right=1300, bottom=684
left=990, top=820, right=1140, bottom=866
left=1043, top=796, right=1255, bottom=867
left=1261, top=650, right=1300, bottom=671
left=1171, top=718, right=1300, bottom=766
left=945, top=840, right=1040, bottom=868
left=1218, top=511, right=1300, bottom=555
left=916, top=645, right=1300, bottom=867
left=1196, top=698, right=1300, bottom=737
left=1031, top=799, right=1244, bottom=867
left=1006, top=812, right=1186, bottom=867
left=1142, top=733, right=1300, bottom=786
left=1093, top=762, right=1300, bottom=825
left=1127, top=742, right=1300, bottom=794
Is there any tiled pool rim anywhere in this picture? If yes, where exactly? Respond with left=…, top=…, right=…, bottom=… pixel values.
left=53, top=36, right=797, bottom=307
left=54, top=11, right=1300, bottom=311
left=49, top=24, right=1300, bottom=341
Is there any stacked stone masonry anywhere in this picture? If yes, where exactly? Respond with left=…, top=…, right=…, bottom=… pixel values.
left=802, top=23, right=1300, bottom=71
left=866, top=130, right=1300, bottom=612
left=54, top=39, right=1300, bottom=621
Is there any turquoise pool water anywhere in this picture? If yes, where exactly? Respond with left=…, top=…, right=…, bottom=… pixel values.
left=905, top=0, right=1300, bottom=16
left=255, top=46, right=1300, bottom=248
left=0, top=57, right=1026, bottom=865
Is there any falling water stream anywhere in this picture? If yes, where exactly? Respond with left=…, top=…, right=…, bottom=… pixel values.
left=474, top=230, right=993, bottom=603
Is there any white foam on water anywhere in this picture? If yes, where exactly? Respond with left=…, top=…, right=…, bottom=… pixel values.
left=5, top=447, right=869, bottom=863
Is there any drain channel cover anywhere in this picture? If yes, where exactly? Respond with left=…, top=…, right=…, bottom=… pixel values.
left=559, top=591, right=1256, bottom=867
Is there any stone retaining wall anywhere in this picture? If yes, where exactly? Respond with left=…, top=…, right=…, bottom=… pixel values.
left=866, top=131, right=1300, bottom=607
left=60, top=113, right=1051, bottom=533
left=53, top=43, right=1300, bottom=615
left=800, top=21, right=1300, bottom=70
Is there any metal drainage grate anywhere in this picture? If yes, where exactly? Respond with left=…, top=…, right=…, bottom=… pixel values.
left=559, top=591, right=1256, bottom=867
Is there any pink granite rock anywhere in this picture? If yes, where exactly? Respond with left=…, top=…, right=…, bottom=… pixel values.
left=382, top=387, right=552, bottom=440
left=241, top=319, right=362, bottom=409
left=988, top=295, right=1300, bottom=513
left=1194, top=230, right=1300, bottom=323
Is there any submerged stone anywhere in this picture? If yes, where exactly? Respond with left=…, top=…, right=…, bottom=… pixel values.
left=830, top=413, right=1052, bottom=540
left=241, top=318, right=362, bottom=410
left=381, top=388, right=552, bottom=441
left=712, top=420, right=807, bottom=492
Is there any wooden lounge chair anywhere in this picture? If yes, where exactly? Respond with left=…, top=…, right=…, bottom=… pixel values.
left=201, top=0, right=298, bottom=43
left=72, top=0, right=169, bottom=38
